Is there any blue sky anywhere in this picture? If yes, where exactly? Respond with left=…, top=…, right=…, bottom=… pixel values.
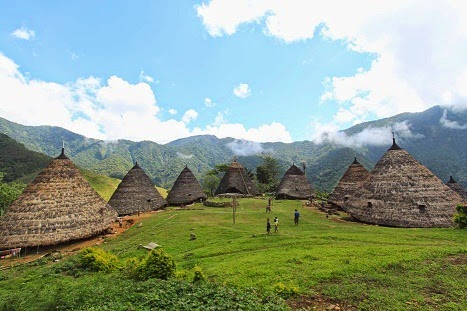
left=1, top=1, right=466, bottom=145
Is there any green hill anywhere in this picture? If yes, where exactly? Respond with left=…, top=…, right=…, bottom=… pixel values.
left=0, top=133, right=52, bottom=184
left=1, top=105, right=465, bottom=190
left=0, top=199, right=465, bottom=310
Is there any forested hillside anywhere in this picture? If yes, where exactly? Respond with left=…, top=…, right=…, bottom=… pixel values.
left=0, top=105, right=465, bottom=190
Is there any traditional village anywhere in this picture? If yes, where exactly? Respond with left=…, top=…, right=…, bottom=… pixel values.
left=1, top=1, right=467, bottom=310
left=0, top=131, right=466, bottom=310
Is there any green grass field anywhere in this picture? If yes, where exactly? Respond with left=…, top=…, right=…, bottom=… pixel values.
left=1, top=198, right=466, bottom=310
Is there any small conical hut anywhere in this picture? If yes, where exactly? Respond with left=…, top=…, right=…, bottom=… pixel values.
left=166, top=166, right=207, bottom=206
left=108, top=162, right=167, bottom=215
left=446, top=176, right=467, bottom=200
left=345, top=138, right=464, bottom=228
left=214, top=159, right=259, bottom=196
left=328, top=157, right=370, bottom=209
left=0, top=148, right=117, bottom=250
left=275, top=163, right=315, bottom=199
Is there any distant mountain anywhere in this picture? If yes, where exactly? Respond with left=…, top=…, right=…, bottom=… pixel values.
left=0, top=133, right=52, bottom=183
left=0, top=105, right=465, bottom=190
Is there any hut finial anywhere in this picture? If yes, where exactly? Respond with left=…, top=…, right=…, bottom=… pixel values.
left=389, top=131, right=402, bottom=150
left=56, top=141, right=68, bottom=159
left=448, top=176, right=456, bottom=184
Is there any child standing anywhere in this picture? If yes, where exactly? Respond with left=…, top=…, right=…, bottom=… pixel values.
left=266, top=218, right=271, bottom=235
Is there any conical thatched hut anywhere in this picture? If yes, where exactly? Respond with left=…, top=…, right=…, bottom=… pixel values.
left=446, top=176, right=467, bottom=200
left=0, top=148, right=117, bottom=250
left=345, top=138, right=464, bottom=228
left=108, top=162, right=167, bottom=216
left=328, top=157, right=370, bottom=209
left=275, top=164, right=315, bottom=199
left=166, top=166, right=207, bottom=206
left=214, top=159, right=259, bottom=196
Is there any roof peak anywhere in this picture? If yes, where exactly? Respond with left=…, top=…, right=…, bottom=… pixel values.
left=352, top=156, right=359, bottom=164
left=388, top=137, right=402, bottom=150
left=56, top=147, right=69, bottom=159
left=447, top=176, right=457, bottom=184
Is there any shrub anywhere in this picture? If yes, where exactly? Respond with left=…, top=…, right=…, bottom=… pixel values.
left=121, top=257, right=141, bottom=277
left=134, top=249, right=176, bottom=281
left=273, top=281, right=299, bottom=298
left=454, top=204, right=467, bottom=228
left=78, top=247, right=119, bottom=272
left=192, top=265, right=206, bottom=283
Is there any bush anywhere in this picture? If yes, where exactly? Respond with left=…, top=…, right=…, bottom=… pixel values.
left=134, top=249, right=176, bottom=281
left=454, top=204, right=467, bottom=228
left=192, top=265, right=206, bottom=283
left=273, top=281, right=299, bottom=298
left=78, top=247, right=119, bottom=272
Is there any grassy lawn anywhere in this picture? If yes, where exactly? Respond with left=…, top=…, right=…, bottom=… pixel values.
left=1, top=198, right=466, bottom=310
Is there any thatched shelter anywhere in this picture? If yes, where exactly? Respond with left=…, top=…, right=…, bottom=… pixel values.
left=446, top=176, right=467, bottom=200
left=275, top=163, right=315, bottom=199
left=166, top=166, right=207, bottom=206
left=0, top=148, right=117, bottom=250
left=214, top=159, right=259, bottom=196
left=328, top=157, right=370, bottom=209
left=108, top=162, right=167, bottom=216
left=345, top=138, right=464, bottom=228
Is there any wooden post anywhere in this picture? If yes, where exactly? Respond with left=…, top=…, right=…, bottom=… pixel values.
left=232, top=196, right=237, bottom=224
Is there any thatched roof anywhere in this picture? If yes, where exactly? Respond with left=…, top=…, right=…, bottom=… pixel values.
left=166, top=166, right=207, bottom=206
left=275, top=164, right=315, bottom=199
left=0, top=148, right=117, bottom=250
left=214, top=159, right=259, bottom=196
left=108, top=162, right=167, bottom=216
left=328, top=157, right=370, bottom=208
left=446, top=176, right=467, bottom=200
left=345, top=138, right=464, bottom=228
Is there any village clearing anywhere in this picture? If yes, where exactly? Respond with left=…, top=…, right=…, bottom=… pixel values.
left=0, top=198, right=466, bottom=310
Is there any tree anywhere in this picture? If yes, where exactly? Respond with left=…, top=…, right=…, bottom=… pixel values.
left=202, top=174, right=220, bottom=197
left=256, top=154, right=280, bottom=192
left=454, top=204, right=467, bottom=229
left=0, top=172, right=25, bottom=215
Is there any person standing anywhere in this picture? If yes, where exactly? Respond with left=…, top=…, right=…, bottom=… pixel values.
left=294, top=209, right=300, bottom=226
left=266, top=218, right=271, bottom=235
left=274, top=217, right=279, bottom=233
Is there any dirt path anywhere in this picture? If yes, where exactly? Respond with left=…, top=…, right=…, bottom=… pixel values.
left=0, top=212, right=156, bottom=270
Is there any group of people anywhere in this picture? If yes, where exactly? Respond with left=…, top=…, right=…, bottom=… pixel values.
left=266, top=209, right=300, bottom=234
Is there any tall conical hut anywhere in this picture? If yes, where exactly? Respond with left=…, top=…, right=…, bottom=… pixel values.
left=328, top=157, right=370, bottom=209
left=0, top=148, right=117, bottom=250
left=345, top=137, right=464, bottom=228
left=166, top=165, right=207, bottom=206
left=214, top=159, right=259, bottom=196
left=275, top=163, right=315, bottom=199
left=446, top=176, right=467, bottom=200
left=108, top=162, right=167, bottom=216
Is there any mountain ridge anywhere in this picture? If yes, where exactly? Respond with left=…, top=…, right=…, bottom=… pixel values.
left=0, top=105, right=465, bottom=190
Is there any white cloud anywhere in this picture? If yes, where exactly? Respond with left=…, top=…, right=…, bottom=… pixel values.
left=192, top=120, right=292, bottom=143
left=440, top=109, right=467, bottom=130
left=11, top=26, right=35, bottom=40
left=204, top=97, right=215, bottom=107
left=168, top=108, right=177, bottom=115
left=197, top=0, right=467, bottom=130
left=226, top=139, right=264, bottom=156
left=182, top=109, right=198, bottom=123
left=139, top=71, right=154, bottom=83
left=196, top=0, right=270, bottom=36
left=0, top=52, right=294, bottom=144
left=233, top=83, right=251, bottom=98
left=311, top=120, right=423, bottom=147
left=177, top=152, right=194, bottom=159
